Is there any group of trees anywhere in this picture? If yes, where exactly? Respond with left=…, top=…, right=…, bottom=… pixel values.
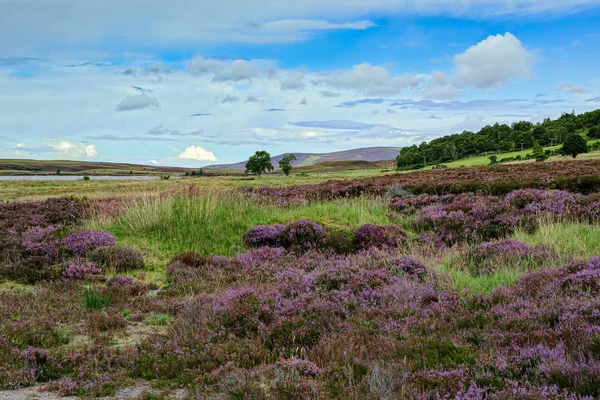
left=397, top=109, right=600, bottom=169
left=245, top=151, right=297, bottom=176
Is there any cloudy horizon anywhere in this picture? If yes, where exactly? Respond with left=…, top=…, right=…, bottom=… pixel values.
left=1, top=0, right=600, bottom=167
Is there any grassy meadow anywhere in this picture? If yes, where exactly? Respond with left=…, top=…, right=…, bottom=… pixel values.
left=1, top=158, right=600, bottom=398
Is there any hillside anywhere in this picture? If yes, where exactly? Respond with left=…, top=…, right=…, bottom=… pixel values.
left=0, top=159, right=192, bottom=175
left=397, top=109, right=600, bottom=169
left=206, top=147, right=401, bottom=170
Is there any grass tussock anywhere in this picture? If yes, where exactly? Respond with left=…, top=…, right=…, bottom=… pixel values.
left=110, top=193, right=392, bottom=259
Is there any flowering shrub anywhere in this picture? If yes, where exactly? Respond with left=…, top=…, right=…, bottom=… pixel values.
left=91, top=245, right=144, bottom=272
left=63, top=230, right=116, bottom=257
left=417, top=195, right=516, bottom=245
left=464, top=239, right=556, bottom=276
left=105, top=276, right=147, bottom=295
left=242, top=224, right=286, bottom=248
left=281, top=219, right=327, bottom=252
left=166, top=252, right=215, bottom=283
left=62, top=259, right=104, bottom=281
left=243, top=159, right=600, bottom=205
left=389, top=256, right=431, bottom=282
left=354, top=224, right=406, bottom=250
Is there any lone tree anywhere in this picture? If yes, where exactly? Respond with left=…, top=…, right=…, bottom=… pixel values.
left=278, top=154, right=297, bottom=176
left=488, top=155, right=497, bottom=165
left=561, top=134, right=588, bottom=158
left=532, top=141, right=548, bottom=162
left=245, top=150, right=274, bottom=176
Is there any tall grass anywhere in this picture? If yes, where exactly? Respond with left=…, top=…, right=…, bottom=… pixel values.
left=111, top=193, right=391, bottom=259
left=515, top=220, right=600, bottom=259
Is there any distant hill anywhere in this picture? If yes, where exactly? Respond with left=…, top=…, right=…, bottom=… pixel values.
left=0, top=159, right=191, bottom=175
left=206, top=147, right=401, bottom=171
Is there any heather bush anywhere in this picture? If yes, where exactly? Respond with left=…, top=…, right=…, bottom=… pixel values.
left=0, top=257, right=64, bottom=284
left=166, top=252, right=214, bottom=283
left=62, top=259, right=105, bottom=281
left=242, top=224, right=286, bottom=248
left=416, top=195, right=517, bottom=245
left=63, top=230, right=116, bottom=257
left=281, top=219, right=327, bottom=252
left=388, top=256, right=431, bottom=282
left=462, top=238, right=557, bottom=276
left=91, top=245, right=144, bottom=272
left=106, top=276, right=147, bottom=295
left=354, top=224, right=406, bottom=250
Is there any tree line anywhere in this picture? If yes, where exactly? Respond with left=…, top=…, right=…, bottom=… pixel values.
left=397, top=109, right=600, bottom=169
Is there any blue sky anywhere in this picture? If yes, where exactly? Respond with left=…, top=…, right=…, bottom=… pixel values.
left=1, top=0, right=600, bottom=166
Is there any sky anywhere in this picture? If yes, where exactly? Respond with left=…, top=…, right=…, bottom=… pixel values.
left=1, top=0, right=600, bottom=167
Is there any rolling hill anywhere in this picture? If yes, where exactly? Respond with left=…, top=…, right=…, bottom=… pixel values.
left=206, top=147, right=401, bottom=170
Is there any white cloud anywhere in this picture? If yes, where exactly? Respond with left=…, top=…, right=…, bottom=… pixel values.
left=1, top=1, right=596, bottom=51
left=557, top=82, right=587, bottom=94
left=188, top=55, right=227, bottom=75
left=452, top=32, right=533, bottom=89
left=188, top=56, right=275, bottom=82
left=212, top=60, right=275, bottom=82
left=47, top=140, right=98, bottom=158
left=261, top=19, right=374, bottom=32
left=451, top=115, right=486, bottom=132
left=422, top=71, right=463, bottom=100
left=178, top=145, right=218, bottom=162
left=116, top=94, right=159, bottom=111
left=319, top=63, right=422, bottom=95
left=280, top=73, right=306, bottom=90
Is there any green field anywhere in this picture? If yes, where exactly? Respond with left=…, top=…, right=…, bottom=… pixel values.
left=423, top=139, right=600, bottom=169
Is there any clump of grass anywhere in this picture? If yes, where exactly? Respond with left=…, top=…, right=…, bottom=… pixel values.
left=514, top=220, right=600, bottom=259
left=144, top=312, right=172, bottom=326
left=82, top=287, right=112, bottom=310
left=111, top=193, right=392, bottom=259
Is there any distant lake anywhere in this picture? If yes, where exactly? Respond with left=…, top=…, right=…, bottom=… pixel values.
left=0, top=175, right=160, bottom=181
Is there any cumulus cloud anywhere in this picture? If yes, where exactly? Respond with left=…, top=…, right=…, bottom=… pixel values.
left=116, top=94, right=159, bottom=111
left=188, top=55, right=275, bottom=82
left=47, top=140, right=98, bottom=158
left=319, top=63, right=422, bottom=95
left=178, top=145, right=218, bottom=162
left=452, top=32, right=534, bottom=89
left=280, top=73, right=306, bottom=90
left=422, top=71, right=462, bottom=100
left=451, top=115, right=486, bottom=132
left=212, top=59, right=275, bottom=82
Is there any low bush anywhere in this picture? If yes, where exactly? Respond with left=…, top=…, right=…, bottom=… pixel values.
left=281, top=219, right=327, bottom=252
left=91, top=245, right=144, bottom=272
left=63, top=230, right=116, bottom=257
left=0, top=257, right=64, bottom=284
left=354, top=224, right=406, bottom=251
left=85, top=311, right=127, bottom=332
left=62, top=259, right=105, bottom=281
left=242, top=224, right=286, bottom=248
